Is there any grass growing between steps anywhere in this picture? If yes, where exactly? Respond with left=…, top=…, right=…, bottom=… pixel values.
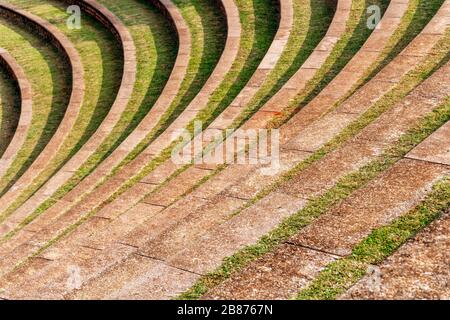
left=145, top=0, right=337, bottom=209
left=233, top=0, right=335, bottom=128
left=31, top=0, right=179, bottom=198
left=63, top=0, right=218, bottom=181
left=65, top=0, right=386, bottom=244
left=115, top=0, right=228, bottom=164
left=102, top=0, right=280, bottom=203
left=0, top=18, right=70, bottom=193
left=0, top=67, right=19, bottom=157
left=38, top=0, right=276, bottom=223
left=158, top=0, right=388, bottom=205
left=116, top=0, right=280, bottom=167
left=342, top=0, right=446, bottom=104
left=0, top=0, right=226, bottom=237
left=94, top=0, right=334, bottom=208
left=188, top=0, right=279, bottom=127
left=1, top=0, right=225, bottom=233
left=269, top=0, right=389, bottom=128
left=177, top=32, right=450, bottom=300
left=0, top=0, right=123, bottom=221
left=195, top=0, right=444, bottom=187
left=296, top=177, right=450, bottom=300
left=7, top=0, right=280, bottom=262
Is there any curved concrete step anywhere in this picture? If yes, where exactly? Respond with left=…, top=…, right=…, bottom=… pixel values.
left=0, top=0, right=190, bottom=238
left=0, top=0, right=135, bottom=226
left=0, top=48, right=32, bottom=180
left=0, top=3, right=85, bottom=210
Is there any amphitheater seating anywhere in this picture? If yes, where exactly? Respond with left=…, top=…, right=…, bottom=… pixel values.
left=0, top=0, right=448, bottom=300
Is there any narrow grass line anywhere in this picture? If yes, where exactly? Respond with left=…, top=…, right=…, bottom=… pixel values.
left=0, top=0, right=122, bottom=221
left=0, top=65, right=19, bottom=156
left=177, top=37, right=450, bottom=299
left=296, top=177, right=450, bottom=300
left=0, top=17, right=70, bottom=193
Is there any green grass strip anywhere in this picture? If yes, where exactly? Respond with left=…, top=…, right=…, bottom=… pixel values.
left=296, top=177, right=449, bottom=300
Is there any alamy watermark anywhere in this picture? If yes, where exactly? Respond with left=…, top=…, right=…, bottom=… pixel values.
left=367, top=5, right=382, bottom=30
left=171, top=121, right=281, bottom=174
left=367, top=265, right=382, bottom=293
left=66, top=265, right=82, bottom=290
left=67, top=5, right=81, bottom=30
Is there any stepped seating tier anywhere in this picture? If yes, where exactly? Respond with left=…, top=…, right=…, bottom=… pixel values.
left=62, top=0, right=450, bottom=299
left=0, top=48, right=32, bottom=179
left=343, top=203, right=449, bottom=299
left=206, top=119, right=450, bottom=300
left=0, top=0, right=351, bottom=298
left=62, top=0, right=410, bottom=266
left=0, top=3, right=85, bottom=212
left=10, top=0, right=348, bottom=265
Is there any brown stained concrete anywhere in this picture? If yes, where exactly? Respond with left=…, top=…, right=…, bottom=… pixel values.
left=342, top=212, right=450, bottom=300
